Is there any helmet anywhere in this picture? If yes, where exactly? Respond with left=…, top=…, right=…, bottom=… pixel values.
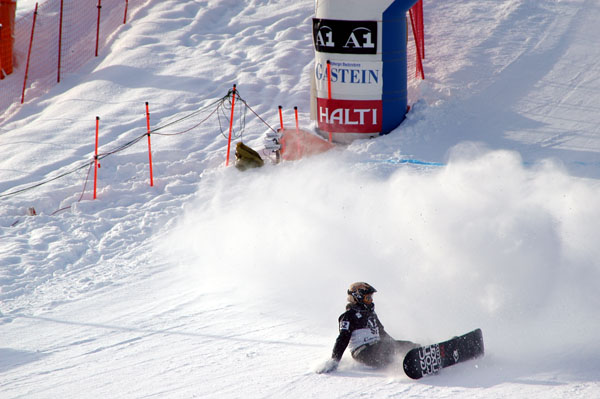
left=347, top=282, right=377, bottom=307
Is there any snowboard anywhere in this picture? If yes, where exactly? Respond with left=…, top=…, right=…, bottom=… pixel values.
left=402, top=328, right=484, bottom=380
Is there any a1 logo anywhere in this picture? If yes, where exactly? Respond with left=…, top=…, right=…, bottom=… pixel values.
left=313, top=18, right=378, bottom=55
left=343, top=27, right=375, bottom=49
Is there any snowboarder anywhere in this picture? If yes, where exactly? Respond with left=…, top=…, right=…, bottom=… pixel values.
left=316, top=282, right=419, bottom=374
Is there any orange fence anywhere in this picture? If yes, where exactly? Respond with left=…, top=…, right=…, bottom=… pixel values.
left=0, top=0, right=148, bottom=125
left=409, top=0, right=425, bottom=79
left=1, top=1, right=423, bottom=126
left=0, top=0, right=16, bottom=78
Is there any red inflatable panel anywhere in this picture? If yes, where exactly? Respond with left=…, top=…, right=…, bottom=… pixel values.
left=280, top=128, right=335, bottom=161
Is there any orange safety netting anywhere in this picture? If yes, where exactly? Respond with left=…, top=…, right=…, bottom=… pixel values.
left=409, top=0, right=425, bottom=80
left=0, top=0, right=148, bottom=125
left=0, top=0, right=17, bottom=78
left=1, top=1, right=424, bottom=127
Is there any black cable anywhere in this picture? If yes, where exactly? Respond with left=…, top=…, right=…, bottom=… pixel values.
left=1, top=89, right=274, bottom=201
left=0, top=95, right=229, bottom=201
left=149, top=95, right=228, bottom=135
left=0, top=159, right=93, bottom=199
left=237, top=97, right=277, bottom=134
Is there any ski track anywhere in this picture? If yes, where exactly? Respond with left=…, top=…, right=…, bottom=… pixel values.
left=1, top=0, right=600, bottom=398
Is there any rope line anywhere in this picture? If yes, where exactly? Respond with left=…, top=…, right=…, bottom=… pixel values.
left=363, top=159, right=445, bottom=167
left=0, top=90, right=274, bottom=201
left=0, top=159, right=94, bottom=199
left=238, top=97, right=277, bottom=134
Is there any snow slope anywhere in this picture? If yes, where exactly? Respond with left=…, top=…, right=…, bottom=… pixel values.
left=2, top=0, right=600, bottom=397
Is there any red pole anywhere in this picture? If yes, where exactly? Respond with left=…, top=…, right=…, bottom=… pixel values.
left=57, top=0, right=64, bottom=82
left=294, top=107, right=299, bottom=131
left=277, top=105, right=286, bottom=155
left=145, top=102, right=154, bottom=187
left=225, top=84, right=236, bottom=166
left=326, top=60, right=332, bottom=100
left=0, top=24, right=3, bottom=79
left=294, top=106, right=301, bottom=157
left=95, top=0, right=102, bottom=57
left=326, top=60, right=333, bottom=142
left=93, top=116, right=100, bottom=200
left=21, top=3, right=38, bottom=104
left=123, top=0, right=129, bottom=24
left=278, top=105, right=284, bottom=130
left=418, top=0, right=424, bottom=59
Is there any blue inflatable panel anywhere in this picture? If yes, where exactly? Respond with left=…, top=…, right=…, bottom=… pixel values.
left=382, top=0, right=416, bottom=134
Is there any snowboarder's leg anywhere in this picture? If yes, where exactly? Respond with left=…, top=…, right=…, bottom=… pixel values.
left=352, top=342, right=394, bottom=368
left=351, top=338, right=408, bottom=368
left=394, top=339, right=420, bottom=354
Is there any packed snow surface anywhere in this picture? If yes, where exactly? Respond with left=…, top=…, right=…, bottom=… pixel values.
left=2, top=0, right=600, bottom=398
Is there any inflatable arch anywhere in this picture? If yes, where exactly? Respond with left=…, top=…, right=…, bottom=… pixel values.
left=310, top=0, right=419, bottom=142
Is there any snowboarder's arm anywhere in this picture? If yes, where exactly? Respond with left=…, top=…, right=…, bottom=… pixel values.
left=316, top=329, right=349, bottom=374
left=331, top=328, right=351, bottom=361
left=316, top=315, right=352, bottom=373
